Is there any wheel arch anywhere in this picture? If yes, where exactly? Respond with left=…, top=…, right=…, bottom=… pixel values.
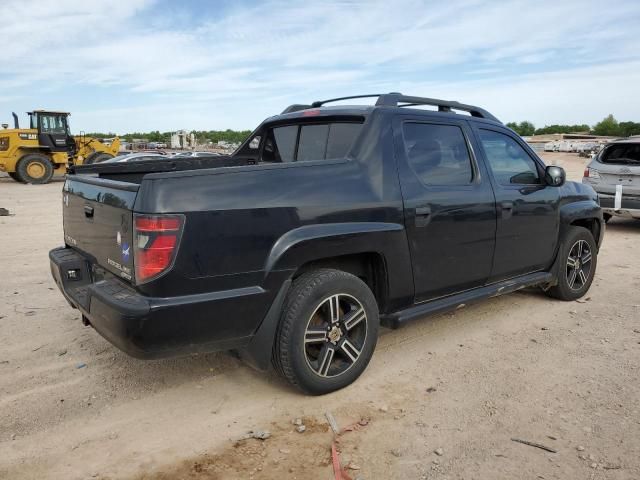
left=264, top=222, right=407, bottom=312
left=559, top=200, right=603, bottom=248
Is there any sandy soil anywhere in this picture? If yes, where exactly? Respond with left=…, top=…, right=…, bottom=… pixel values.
left=0, top=152, right=639, bottom=480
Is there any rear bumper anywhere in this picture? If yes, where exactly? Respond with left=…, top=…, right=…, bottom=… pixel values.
left=598, top=192, right=640, bottom=218
left=49, top=247, right=271, bottom=359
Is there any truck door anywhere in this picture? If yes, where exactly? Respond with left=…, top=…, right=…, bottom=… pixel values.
left=393, top=116, right=497, bottom=303
left=471, top=126, right=560, bottom=282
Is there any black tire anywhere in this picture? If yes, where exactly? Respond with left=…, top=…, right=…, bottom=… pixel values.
left=546, top=226, right=597, bottom=301
left=273, top=269, right=379, bottom=395
left=16, top=153, right=54, bottom=184
left=603, top=213, right=612, bottom=224
left=84, top=152, right=114, bottom=164
left=8, top=172, right=24, bottom=183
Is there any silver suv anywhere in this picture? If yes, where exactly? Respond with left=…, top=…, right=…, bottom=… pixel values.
left=583, top=138, right=640, bottom=222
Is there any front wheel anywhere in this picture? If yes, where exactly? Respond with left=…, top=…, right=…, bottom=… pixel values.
left=546, top=226, right=598, bottom=301
left=273, top=269, right=379, bottom=395
left=16, top=153, right=54, bottom=184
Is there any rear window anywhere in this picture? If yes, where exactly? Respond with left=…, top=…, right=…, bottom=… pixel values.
left=261, top=122, right=363, bottom=163
left=599, top=144, right=640, bottom=165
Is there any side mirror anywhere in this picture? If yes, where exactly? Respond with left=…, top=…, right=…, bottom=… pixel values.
left=545, top=165, right=566, bottom=187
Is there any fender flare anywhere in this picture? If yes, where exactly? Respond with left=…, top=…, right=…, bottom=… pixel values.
left=264, top=222, right=404, bottom=274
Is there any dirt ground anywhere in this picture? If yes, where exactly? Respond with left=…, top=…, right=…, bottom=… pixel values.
left=0, top=152, right=639, bottom=480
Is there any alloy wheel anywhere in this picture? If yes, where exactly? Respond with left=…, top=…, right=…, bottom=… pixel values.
left=303, top=294, right=368, bottom=378
left=566, top=239, right=593, bottom=291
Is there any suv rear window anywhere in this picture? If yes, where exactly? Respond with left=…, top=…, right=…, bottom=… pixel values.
left=261, top=122, right=363, bottom=163
left=599, top=143, right=640, bottom=165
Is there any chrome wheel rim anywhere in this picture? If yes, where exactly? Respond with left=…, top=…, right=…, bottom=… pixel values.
left=566, top=239, right=593, bottom=291
left=303, top=293, right=367, bottom=378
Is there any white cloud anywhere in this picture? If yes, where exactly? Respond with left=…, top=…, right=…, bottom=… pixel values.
left=1, top=0, right=639, bottom=131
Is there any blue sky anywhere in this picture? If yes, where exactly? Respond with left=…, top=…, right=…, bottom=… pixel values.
left=1, top=0, right=639, bottom=134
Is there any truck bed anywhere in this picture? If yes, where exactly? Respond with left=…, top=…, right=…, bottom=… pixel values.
left=70, top=155, right=255, bottom=184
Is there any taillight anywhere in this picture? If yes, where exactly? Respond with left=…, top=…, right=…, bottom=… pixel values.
left=584, top=167, right=600, bottom=179
left=134, top=214, right=184, bottom=283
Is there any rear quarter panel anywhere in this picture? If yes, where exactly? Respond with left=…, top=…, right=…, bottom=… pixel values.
left=133, top=111, right=414, bottom=312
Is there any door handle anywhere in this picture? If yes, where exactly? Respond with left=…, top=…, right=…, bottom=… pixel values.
left=415, top=205, right=431, bottom=227
left=501, top=201, right=513, bottom=219
left=84, top=205, right=94, bottom=218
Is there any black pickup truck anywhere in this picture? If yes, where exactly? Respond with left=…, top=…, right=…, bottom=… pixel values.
left=50, top=93, right=603, bottom=394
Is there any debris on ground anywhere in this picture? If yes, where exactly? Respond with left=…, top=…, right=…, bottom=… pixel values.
left=76, top=363, right=87, bottom=369
left=57, top=349, right=67, bottom=356
left=292, top=417, right=303, bottom=426
left=244, top=429, right=271, bottom=440
left=296, top=425, right=306, bottom=433
left=390, top=448, right=403, bottom=457
left=0, top=208, right=10, bottom=216
left=576, top=445, right=585, bottom=451
left=326, top=411, right=340, bottom=434
left=426, top=387, right=437, bottom=393
left=511, top=437, right=557, bottom=453
left=434, top=447, right=444, bottom=456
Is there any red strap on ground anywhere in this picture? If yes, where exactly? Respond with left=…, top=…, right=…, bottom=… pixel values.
left=331, top=442, right=353, bottom=480
left=331, top=442, right=344, bottom=480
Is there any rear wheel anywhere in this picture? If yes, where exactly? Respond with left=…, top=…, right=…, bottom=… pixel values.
left=546, top=226, right=597, bottom=301
left=83, top=152, right=114, bottom=164
left=16, top=153, right=54, bottom=184
left=273, top=269, right=379, bottom=395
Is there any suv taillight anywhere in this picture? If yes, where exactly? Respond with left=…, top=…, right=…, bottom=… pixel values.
left=584, top=167, right=600, bottom=179
left=134, top=214, right=184, bottom=283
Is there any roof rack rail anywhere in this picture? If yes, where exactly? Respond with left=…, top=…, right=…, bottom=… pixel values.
left=283, top=92, right=500, bottom=123
left=376, top=93, right=500, bottom=122
left=310, top=94, right=385, bottom=108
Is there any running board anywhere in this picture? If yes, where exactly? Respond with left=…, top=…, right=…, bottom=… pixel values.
left=380, top=271, right=554, bottom=329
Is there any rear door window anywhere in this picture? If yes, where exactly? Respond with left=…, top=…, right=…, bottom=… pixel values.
left=402, top=123, right=474, bottom=185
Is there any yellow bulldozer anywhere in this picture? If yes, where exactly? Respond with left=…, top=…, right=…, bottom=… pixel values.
left=0, top=110, right=120, bottom=184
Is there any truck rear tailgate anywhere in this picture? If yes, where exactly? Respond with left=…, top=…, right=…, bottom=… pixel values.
left=63, top=175, right=138, bottom=282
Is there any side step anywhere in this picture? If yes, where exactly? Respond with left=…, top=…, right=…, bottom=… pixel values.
left=380, top=271, right=553, bottom=329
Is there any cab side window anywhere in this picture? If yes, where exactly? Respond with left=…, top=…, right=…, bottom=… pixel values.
left=478, top=129, right=541, bottom=185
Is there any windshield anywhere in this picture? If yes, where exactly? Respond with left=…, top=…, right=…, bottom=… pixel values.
left=39, top=114, right=69, bottom=135
left=600, top=144, right=640, bottom=165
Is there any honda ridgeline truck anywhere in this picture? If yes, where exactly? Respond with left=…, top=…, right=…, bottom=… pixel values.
left=50, top=93, right=603, bottom=394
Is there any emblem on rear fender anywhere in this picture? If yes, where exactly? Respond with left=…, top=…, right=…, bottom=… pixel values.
left=122, top=242, right=130, bottom=263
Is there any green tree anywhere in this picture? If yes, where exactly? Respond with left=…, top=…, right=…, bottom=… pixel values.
left=592, top=114, right=620, bottom=136
left=506, top=121, right=536, bottom=136
left=618, top=121, right=640, bottom=137
left=534, top=124, right=591, bottom=135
